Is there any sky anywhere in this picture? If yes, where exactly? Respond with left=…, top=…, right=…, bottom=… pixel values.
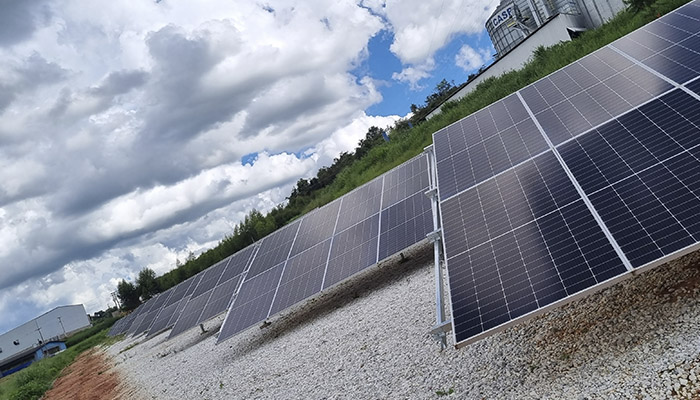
left=0, top=0, right=499, bottom=335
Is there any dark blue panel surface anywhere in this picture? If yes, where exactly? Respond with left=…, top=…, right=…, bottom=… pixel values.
left=521, top=45, right=673, bottom=145
left=163, top=274, right=200, bottom=308
left=560, top=90, right=700, bottom=267
left=168, top=291, right=211, bottom=339
left=445, top=175, right=627, bottom=344
left=269, top=239, right=332, bottom=316
left=433, top=94, right=547, bottom=200
left=217, top=263, right=285, bottom=343
left=334, top=178, right=383, bottom=232
left=218, top=246, right=256, bottom=284
left=378, top=191, right=433, bottom=260
left=381, top=155, right=430, bottom=209
left=610, top=10, right=700, bottom=85
left=290, top=199, right=340, bottom=256
left=146, top=300, right=181, bottom=338
left=246, top=220, right=300, bottom=278
left=198, top=276, right=241, bottom=324
left=323, top=215, right=379, bottom=289
left=190, top=258, right=230, bottom=300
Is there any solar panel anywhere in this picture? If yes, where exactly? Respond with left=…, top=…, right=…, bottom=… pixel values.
left=560, top=89, right=700, bottom=267
left=611, top=9, right=700, bottom=85
left=168, top=292, right=212, bottom=339
left=162, top=273, right=201, bottom=309
left=167, top=295, right=190, bottom=328
left=130, top=289, right=175, bottom=336
left=124, top=295, right=164, bottom=336
left=334, top=178, right=383, bottom=232
left=113, top=307, right=141, bottom=335
left=197, top=276, right=242, bottom=325
left=218, top=245, right=256, bottom=284
left=184, top=274, right=203, bottom=298
left=434, top=93, right=549, bottom=200
left=268, top=239, right=332, bottom=316
left=322, top=214, right=380, bottom=289
left=381, top=155, right=430, bottom=209
left=217, top=262, right=285, bottom=342
left=434, top=1, right=700, bottom=348
left=217, top=154, right=433, bottom=344
left=290, top=199, right=341, bottom=257
left=146, top=299, right=182, bottom=339
left=378, top=191, right=433, bottom=260
left=189, top=258, right=231, bottom=299
left=519, top=48, right=672, bottom=146
left=245, top=220, right=301, bottom=278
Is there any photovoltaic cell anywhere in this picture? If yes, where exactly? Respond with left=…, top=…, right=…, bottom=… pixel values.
left=269, top=239, right=332, bottom=316
left=162, top=274, right=200, bottom=309
left=441, top=152, right=627, bottom=344
left=290, top=199, right=340, bottom=256
left=167, top=295, right=190, bottom=328
left=146, top=299, right=182, bottom=339
left=131, top=309, right=160, bottom=337
left=520, top=47, right=672, bottom=146
left=434, top=93, right=549, bottom=199
left=130, top=289, right=175, bottom=336
left=218, top=245, right=256, bottom=284
left=245, top=220, right=301, bottom=278
left=334, top=178, right=383, bottom=232
left=381, top=155, right=430, bottom=209
left=611, top=4, right=700, bottom=85
left=323, top=214, right=379, bottom=290
left=184, top=274, right=203, bottom=298
left=378, top=191, right=433, bottom=260
left=126, top=313, right=148, bottom=337
left=198, top=277, right=242, bottom=325
left=559, top=89, right=700, bottom=267
left=168, top=292, right=211, bottom=339
left=216, top=153, right=437, bottom=345
left=217, top=263, right=285, bottom=343
left=190, top=258, right=230, bottom=299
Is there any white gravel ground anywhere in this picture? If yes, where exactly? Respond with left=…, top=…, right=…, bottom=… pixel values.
left=107, top=243, right=700, bottom=399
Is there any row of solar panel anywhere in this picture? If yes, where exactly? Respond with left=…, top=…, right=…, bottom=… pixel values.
left=432, top=1, right=700, bottom=347
left=109, top=154, right=434, bottom=344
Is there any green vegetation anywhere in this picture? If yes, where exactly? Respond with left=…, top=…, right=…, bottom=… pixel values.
left=436, top=387, right=455, bottom=396
left=64, top=317, right=119, bottom=348
left=116, top=0, right=689, bottom=307
left=0, top=327, right=120, bottom=400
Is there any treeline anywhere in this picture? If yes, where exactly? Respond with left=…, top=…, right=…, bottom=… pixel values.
left=115, top=0, right=687, bottom=311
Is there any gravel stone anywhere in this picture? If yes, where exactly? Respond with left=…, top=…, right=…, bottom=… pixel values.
left=106, top=244, right=700, bottom=399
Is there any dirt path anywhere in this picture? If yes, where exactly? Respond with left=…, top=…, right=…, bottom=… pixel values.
left=43, top=349, right=122, bottom=400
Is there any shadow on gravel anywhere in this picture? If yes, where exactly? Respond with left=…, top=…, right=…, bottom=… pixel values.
left=220, top=241, right=434, bottom=359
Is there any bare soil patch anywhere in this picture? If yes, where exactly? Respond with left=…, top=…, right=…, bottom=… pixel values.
left=43, top=349, right=120, bottom=400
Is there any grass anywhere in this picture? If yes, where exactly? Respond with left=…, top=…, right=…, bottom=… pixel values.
left=0, top=323, right=121, bottom=400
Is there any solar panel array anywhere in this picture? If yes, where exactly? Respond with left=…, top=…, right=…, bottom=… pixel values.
left=433, top=1, right=700, bottom=347
left=108, top=155, right=433, bottom=343
left=216, top=155, right=433, bottom=343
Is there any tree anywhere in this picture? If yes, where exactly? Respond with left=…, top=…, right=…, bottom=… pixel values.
left=116, top=280, right=140, bottom=311
left=136, top=267, right=160, bottom=301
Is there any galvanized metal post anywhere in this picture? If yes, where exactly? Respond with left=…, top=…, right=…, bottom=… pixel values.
left=423, top=146, right=449, bottom=350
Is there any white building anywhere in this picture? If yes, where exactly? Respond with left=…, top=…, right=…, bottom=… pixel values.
left=0, top=304, right=91, bottom=376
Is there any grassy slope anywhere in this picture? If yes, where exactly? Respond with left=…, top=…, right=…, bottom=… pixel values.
left=298, top=0, right=688, bottom=214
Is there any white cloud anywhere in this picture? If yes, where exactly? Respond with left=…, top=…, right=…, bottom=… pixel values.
left=391, top=58, right=436, bottom=90
left=455, top=44, right=492, bottom=71
left=0, top=0, right=490, bottom=334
